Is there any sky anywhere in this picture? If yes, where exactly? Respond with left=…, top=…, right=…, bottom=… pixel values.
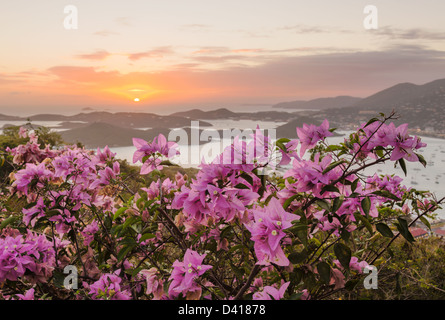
left=1, top=0, right=445, bottom=115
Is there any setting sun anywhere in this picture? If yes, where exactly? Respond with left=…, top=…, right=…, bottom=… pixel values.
left=133, top=98, right=140, bottom=102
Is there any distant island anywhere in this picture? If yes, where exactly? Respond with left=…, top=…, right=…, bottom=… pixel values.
left=1, top=78, right=445, bottom=148
left=272, top=96, right=362, bottom=110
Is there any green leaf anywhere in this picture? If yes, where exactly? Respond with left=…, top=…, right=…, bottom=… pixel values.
left=325, top=145, right=343, bottom=152
left=117, top=244, right=136, bottom=262
left=303, top=271, right=316, bottom=290
left=289, top=249, right=308, bottom=265
left=345, top=279, right=360, bottom=291
left=332, top=196, right=344, bottom=214
left=316, top=199, right=330, bottom=211
left=395, top=217, right=415, bottom=243
left=317, top=261, right=332, bottom=284
left=289, top=223, right=308, bottom=247
left=275, top=141, right=287, bottom=152
left=120, top=237, right=137, bottom=246
left=276, top=137, right=291, bottom=145
left=159, top=160, right=178, bottom=166
left=354, top=212, right=373, bottom=235
left=364, top=117, right=379, bottom=128
left=322, top=160, right=346, bottom=175
left=334, top=243, right=351, bottom=270
left=361, top=196, right=371, bottom=216
left=398, top=158, right=407, bottom=176
left=419, top=216, right=431, bottom=231
left=376, top=222, right=394, bottom=238
left=351, top=179, right=359, bottom=193
left=139, top=233, right=156, bottom=242
left=283, top=195, right=299, bottom=210
left=113, top=207, right=128, bottom=221
left=320, top=185, right=340, bottom=195
left=230, top=262, right=245, bottom=279
left=371, top=190, right=401, bottom=201
left=239, top=172, right=254, bottom=186
left=0, top=215, right=20, bottom=229
left=45, top=209, right=61, bottom=218
left=234, top=183, right=250, bottom=190
left=111, top=224, right=124, bottom=237
left=416, top=153, right=427, bottom=168
left=290, top=268, right=304, bottom=286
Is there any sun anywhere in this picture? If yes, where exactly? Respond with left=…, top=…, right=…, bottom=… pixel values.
left=134, top=98, right=140, bottom=102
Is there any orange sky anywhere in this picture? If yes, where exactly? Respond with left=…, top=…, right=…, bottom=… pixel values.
left=1, top=1, right=445, bottom=115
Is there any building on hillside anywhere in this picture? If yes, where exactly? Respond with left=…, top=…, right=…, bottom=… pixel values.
left=432, top=228, right=445, bottom=238
left=409, top=227, right=429, bottom=239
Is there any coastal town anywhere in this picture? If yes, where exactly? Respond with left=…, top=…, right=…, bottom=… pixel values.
left=411, top=219, right=445, bottom=239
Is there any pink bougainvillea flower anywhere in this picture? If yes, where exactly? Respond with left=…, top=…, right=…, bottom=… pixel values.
left=278, top=139, right=300, bottom=166
left=14, top=288, right=35, bottom=300
left=140, top=268, right=165, bottom=300
left=89, top=271, right=132, bottom=300
left=245, top=198, right=298, bottom=266
left=133, top=134, right=179, bottom=175
left=168, top=249, right=212, bottom=298
left=297, top=119, right=333, bottom=156
left=253, top=281, right=290, bottom=300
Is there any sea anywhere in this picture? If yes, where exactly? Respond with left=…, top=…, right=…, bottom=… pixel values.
left=1, top=118, right=444, bottom=218
left=108, top=120, right=445, bottom=217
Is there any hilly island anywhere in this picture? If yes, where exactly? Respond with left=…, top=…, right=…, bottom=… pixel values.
left=1, top=78, right=445, bottom=148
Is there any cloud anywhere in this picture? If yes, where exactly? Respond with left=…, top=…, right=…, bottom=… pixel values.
left=5, top=45, right=445, bottom=109
left=374, top=26, right=445, bottom=40
left=93, top=30, right=120, bottom=37
left=181, top=24, right=211, bottom=30
left=191, top=54, right=249, bottom=64
left=279, top=24, right=327, bottom=34
left=47, top=66, right=121, bottom=85
left=191, top=46, right=230, bottom=55
left=230, top=48, right=263, bottom=54
left=75, top=50, right=111, bottom=61
left=115, top=17, right=131, bottom=27
left=126, top=47, right=174, bottom=61
left=278, top=24, right=353, bottom=35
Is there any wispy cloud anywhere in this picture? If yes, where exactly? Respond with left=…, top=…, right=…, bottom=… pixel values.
left=75, top=50, right=111, bottom=61
left=278, top=24, right=353, bottom=35
left=191, top=47, right=230, bottom=55
left=115, top=17, right=132, bottom=27
left=42, top=46, right=445, bottom=102
left=93, top=30, right=120, bottom=37
left=373, top=26, right=445, bottom=40
left=181, top=24, right=212, bottom=30
left=126, top=47, right=174, bottom=61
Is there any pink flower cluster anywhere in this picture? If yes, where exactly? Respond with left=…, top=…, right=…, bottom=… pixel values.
left=10, top=145, right=121, bottom=235
left=366, top=174, right=408, bottom=199
left=6, top=128, right=58, bottom=165
left=245, top=198, right=298, bottom=266
left=252, top=279, right=290, bottom=300
left=354, top=121, right=426, bottom=162
left=88, top=271, right=132, bottom=300
left=172, top=162, right=261, bottom=227
left=284, top=153, right=342, bottom=198
left=133, top=134, right=179, bottom=174
left=168, top=249, right=212, bottom=298
left=297, top=119, right=333, bottom=156
left=0, top=231, right=55, bottom=283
